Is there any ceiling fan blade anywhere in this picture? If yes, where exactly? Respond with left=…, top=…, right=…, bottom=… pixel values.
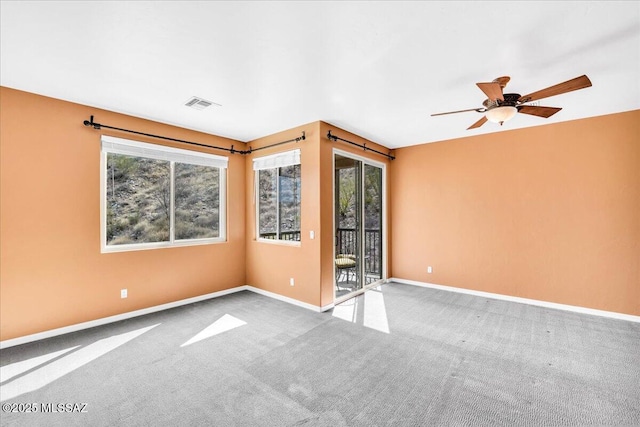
left=518, top=75, right=592, bottom=103
left=467, top=116, right=488, bottom=130
left=476, top=82, right=504, bottom=101
left=518, top=105, right=562, bottom=118
left=431, top=107, right=483, bottom=117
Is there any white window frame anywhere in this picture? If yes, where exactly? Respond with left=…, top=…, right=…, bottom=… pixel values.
left=332, top=148, right=388, bottom=301
left=253, top=149, right=301, bottom=246
left=101, top=135, right=227, bottom=253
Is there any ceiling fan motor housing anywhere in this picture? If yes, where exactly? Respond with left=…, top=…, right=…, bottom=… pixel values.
left=483, top=93, right=521, bottom=109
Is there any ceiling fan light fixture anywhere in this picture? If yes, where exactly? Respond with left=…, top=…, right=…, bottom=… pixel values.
left=431, top=75, right=591, bottom=130
left=485, top=106, right=517, bottom=125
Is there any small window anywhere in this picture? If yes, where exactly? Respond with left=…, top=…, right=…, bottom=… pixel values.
left=254, top=149, right=301, bottom=243
left=101, top=135, right=227, bottom=252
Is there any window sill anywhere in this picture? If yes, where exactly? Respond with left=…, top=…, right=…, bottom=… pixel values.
left=102, top=238, right=227, bottom=253
left=255, top=238, right=301, bottom=247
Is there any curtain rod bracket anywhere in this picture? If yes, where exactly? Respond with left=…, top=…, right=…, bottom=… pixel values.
left=83, top=115, right=101, bottom=130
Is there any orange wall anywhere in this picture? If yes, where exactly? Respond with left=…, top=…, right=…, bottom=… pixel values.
left=4, top=84, right=636, bottom=341
left=0, top=87, right=247, bottom=340
left=391, top=110, right=640, bottom=316
left=244, top=122, right=323, bottom=307
left=244, top=121, right=392, bottom=308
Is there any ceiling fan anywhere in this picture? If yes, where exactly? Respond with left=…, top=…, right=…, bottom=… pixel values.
left=431, top=75, right=592, bottom=130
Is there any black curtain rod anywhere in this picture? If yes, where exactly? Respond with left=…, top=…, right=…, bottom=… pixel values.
left=247, top=131, right=305, bottom=153
left=84, top=116, right=241, bottom=154
left=326, top=130, right=395, bottom=160
left=84, top=116, right=306, bottom=155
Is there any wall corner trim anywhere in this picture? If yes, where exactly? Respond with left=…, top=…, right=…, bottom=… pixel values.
left=390, top=278, right=640, bottom=323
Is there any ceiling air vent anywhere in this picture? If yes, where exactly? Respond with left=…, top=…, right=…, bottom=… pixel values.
left=184, top=96, right=220, bottom=110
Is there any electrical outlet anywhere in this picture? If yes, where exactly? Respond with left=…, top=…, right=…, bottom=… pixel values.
left=310, top=230, right=315, bottom=239
left=121, top=289, right=128, bottom=298
left=290, top=278, right=295, bottom=286
left=427, top=266, right=433, bottom=274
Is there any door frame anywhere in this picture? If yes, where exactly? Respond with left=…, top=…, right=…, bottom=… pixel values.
left=332, top=148, right=388, bottom=304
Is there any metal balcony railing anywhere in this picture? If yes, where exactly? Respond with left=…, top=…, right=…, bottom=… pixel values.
left=258, top=228, right=381, bottom=275
left=336, top=227, right=381, bottom=276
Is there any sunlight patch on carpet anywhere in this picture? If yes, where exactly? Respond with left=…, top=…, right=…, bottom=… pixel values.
left=332, top=287, right=390, bottom=334
left=0, top=324, right=159, bottom=402
left=364, top=287, right=390, bottom=334
left=332, top=298, right=358, bottom=323
left=181, top=314, right=247, bottom=347
left=0, top=346, right=80, bottom=383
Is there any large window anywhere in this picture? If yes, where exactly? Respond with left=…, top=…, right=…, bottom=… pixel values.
left=101, top=136, right=227, bottom=252
left=254, top=149, right=301, bottom=242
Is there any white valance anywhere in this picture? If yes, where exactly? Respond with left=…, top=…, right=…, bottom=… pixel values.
left=101, top=135, right=228, bottom=169
left=252, top=149, right=300, bottom=171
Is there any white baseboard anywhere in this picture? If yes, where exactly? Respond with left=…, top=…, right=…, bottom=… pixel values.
left=11, top=277, right=629, bottom=349
left=390, top=278, right=640, bottom=323
left=244, top=286, right=323, bottom=312
left=0, top=285, right=332, bottom=349
left=0, top=286, right=251, bottom=349
left=320, top=303, right=335, bottom=312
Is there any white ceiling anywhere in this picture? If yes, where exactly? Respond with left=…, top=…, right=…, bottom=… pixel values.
left=1, top=1, right=639, bottom=149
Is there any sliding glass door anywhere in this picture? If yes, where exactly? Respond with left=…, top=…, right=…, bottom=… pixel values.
left=363, top=164, right=382, bottom=285
left=334, top=152, right=384, bottom=300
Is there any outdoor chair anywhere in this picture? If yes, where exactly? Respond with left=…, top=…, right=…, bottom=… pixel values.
left=335, top=254, right=356, bottom=287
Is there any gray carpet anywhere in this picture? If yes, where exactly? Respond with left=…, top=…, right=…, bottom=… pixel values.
left=1, top=283, right=639, bottom=426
